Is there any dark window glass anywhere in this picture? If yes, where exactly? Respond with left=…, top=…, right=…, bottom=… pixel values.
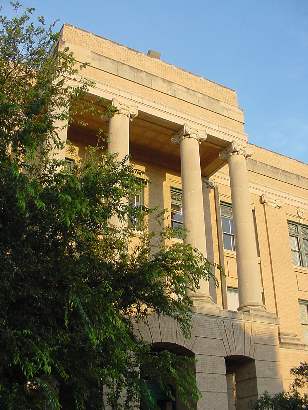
left=64, top=157, right=75, bottom=172
left=170, top=187, right=183, bottom=235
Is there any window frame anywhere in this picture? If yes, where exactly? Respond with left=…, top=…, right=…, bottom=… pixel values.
left=64, top=157, right=76, bottom=172
left=220, top=202, right=236, bottom=252
left=288, top=221, right=308, bottom=268
left=299, top=299, right=308, bottom=344
left=129, top=179, right=146, bottom=231
left=170, top=187, right=184, bottom=235
left=299, top=299, right=308, bottom=325
left=227, top=287, right=239, bottom=312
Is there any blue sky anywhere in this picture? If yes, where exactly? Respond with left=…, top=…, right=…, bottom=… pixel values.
left=3, top=0, right=308, bottom=163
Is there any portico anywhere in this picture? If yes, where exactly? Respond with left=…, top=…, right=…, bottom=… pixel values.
left=105, top=99, right=265, bottom=313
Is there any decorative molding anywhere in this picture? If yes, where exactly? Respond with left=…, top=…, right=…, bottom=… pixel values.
left=219, top=141, right=253, bottom=161
left=297, top=208, right=304, bottom=220
left=260, top=194, right=282, bottom=209
left=248, top=159, right=308, bottom=191
left=210, top=172, right=308, bottom=211
left=112, top=98, right=138, bottom=120
left=87, top=81, right=248, bottom=146
left=171, top=123, right=207, bottom=144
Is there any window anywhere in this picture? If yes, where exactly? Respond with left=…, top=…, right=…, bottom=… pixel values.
left=299, top=300, right=308, bottom=344
left=288, top=222, right=308, bottom=267
left=220, top=202, right=236, bottom=251
left=227, top=287, right=239, bottom=311
left=129, top=181, right=145, bottom=230
left=64, top=157, right=76, bottom=172
left=170, top=187, right=183, bottom=234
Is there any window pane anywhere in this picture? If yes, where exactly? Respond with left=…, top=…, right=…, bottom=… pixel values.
left=288, top=222, right=298, bottom=236
left=227, top=288, right=239, bottom=311
left=170, top=187, right=182, bottom=205
left=301, top=226, right=308, bottom=240
left=171, top=211, right=183, bottom=224
left=172, top=221, right=183, bottom=230
left=292, top=250, right=301, bottom=266
left=289, top=236, right=300, bottom=251
left=170, top=187, right=183, bottom=235
left=230, top=219, right=235, bottom=235
left=231, top=236, right=236, bottom=251
left=134, top=194, right=141, bottom=207
left=223, top=234, right=233, bottom=251
left=222, top=217, right=231, bottom=234
left=303, top=239, right=308, bottom=253
left=129, top=183, right=144, bottom=229
left=220, top=203, right=232, bottom=218
left=64, top=157, right=75, bottom=172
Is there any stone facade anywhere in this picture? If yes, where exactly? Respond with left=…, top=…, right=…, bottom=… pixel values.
left=58, top=24, right=308, bottom=409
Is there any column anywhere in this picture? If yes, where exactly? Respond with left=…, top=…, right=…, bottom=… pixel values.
left=220, top=142, right=264, bottom=311
left=50, top=117, right=69, bottom=161
left=174, top=124, right=212, bottom=305
left=108, top=98, right=138, bottom=160
left=108, top=99, right=137, bottom=229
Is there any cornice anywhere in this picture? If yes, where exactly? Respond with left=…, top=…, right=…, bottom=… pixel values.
left=87, top=80, right=248, bottom=146
left=64, top=41, right=244, bottom=123
left=211, top=172, right=308, bottom=211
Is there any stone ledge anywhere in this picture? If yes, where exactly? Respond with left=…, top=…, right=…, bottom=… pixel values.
left=279, top=333, right=307, bottom=350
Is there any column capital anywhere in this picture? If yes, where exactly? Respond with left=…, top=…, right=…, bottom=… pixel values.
left=112, top=98, right=138, bottom=120
left=203, top=178, right=215, bottom=189
left=171, top=123, right=207, bottom=144
left=219, top=141, right=253, bottom=161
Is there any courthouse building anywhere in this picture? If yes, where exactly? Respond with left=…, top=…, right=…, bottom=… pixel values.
left=58, top=24, right=308, bottom=409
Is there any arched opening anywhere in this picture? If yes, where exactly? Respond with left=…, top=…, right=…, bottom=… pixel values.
left=141, top=342, right=196, bottom=410
left=225, top=355, right=258, bottom=410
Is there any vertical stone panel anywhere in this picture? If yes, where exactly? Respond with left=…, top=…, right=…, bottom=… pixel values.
left=263, top=204, right=302, bottom=340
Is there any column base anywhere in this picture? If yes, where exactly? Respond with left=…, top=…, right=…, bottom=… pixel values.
left=238, top=304, right=266, bottom=313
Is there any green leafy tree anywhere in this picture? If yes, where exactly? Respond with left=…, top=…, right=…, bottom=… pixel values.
left=0, top=3, right=214, bottom=409
left=253, top=362, right=308, bottom=410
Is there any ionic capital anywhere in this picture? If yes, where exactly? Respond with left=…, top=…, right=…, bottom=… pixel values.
left=112, top=98, right=138, bottom=120
left=219, top=141, right=253, bottom=161
left=171, top=123, right=207, bottom=144
left=203, top=178, right=215, bottom=189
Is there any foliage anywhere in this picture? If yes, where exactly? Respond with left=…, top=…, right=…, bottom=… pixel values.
left=253, top=362, right=308, bottom=410
left=291, top=362, right=308, bottom=390
left=0, top=3, right=214, bottom=409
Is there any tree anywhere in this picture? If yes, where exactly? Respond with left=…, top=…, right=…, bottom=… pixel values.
left=253, top=362, right=308, bottom=410
left=0, top=3, right=214, bottom=409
